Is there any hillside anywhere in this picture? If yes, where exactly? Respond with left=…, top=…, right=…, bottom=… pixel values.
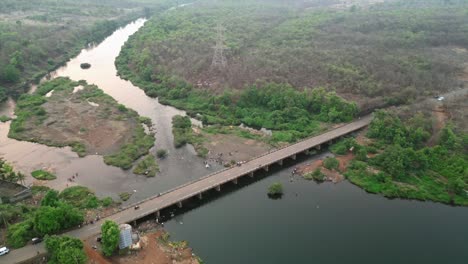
left=117, top=0, right=468, bottom=115
left=0, top=0, right=184, bottom=102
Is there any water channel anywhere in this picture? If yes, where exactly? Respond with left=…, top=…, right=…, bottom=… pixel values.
left=0, top=19, right=221, bottom=203
left=1, top=18, right=467, bottom=264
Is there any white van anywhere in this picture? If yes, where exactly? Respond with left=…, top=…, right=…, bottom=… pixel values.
left=0, top=246, right=9, bottom=256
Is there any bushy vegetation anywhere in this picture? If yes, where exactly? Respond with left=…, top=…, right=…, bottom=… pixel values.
left=172, top=115, right=193, bottom=148
left=346, top=111, right=468, bottom=205
left=304, top=168, right=326, bottom=182
left=59, top=186, right=100, bottom=209
left=0, top=115, right=11, bottom=123
left=156, top=149, right=168, bottom=159
left=5, top=185, right=112, bottom=248
left=45, top=235, right=87, bottom=264
left=171, top=115, right=208, bottom=156
left=323, top=157, right=340, bottom=171
left=0, top=158, right=26, bottom=184
left=119, top=192, right=132, bottom=201
left=31, top=170, right=56, bottom=180
left=104, top=125, right=155, bottom=169
left=133, top=155, right=159, bottom=177
left=267, top=182, right=283, bottom=198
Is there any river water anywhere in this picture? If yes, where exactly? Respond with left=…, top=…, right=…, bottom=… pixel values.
left=1, top=18, right=467, bottom=264
left=0, top=19, right=221, bottom=203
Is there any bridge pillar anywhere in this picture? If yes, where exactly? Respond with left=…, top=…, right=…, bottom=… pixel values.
left=304, top=150, right=310, bottom=155
left=263, top=165, right=269, bottom=172
left=197, top=193, right=203, bottom=200
left=155, top=211, right=160, bottom=218
left=232, top=178, right=238, bottom=185
left=215, top=185, right=221, bottom=192
left=291, top=154, right=296, bottom=160
left=277, top=159, right=283, bottom=166
left=133, top=220, right=137, bottom=227
left=177, top=201, right=183, bottom=208
left=316, top=144, right=321, bottom=150
left=249, top=172, right=254, bottom=178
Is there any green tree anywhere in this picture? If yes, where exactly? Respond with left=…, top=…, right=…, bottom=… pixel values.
left=45, top=235, right=87, bottom=264
left=2, top=64, right=20, bottom=83
left=6, top=220, right=35, bottom=248
left=439, top=125, right=459, bottom=150
left=33, top=206, right=61, bottom=235
left=101, top=220, right=120, bottom=256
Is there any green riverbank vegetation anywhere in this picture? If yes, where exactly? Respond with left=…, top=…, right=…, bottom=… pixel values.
left=133, top=155, right=159, bottom=177
left=172, top=115, right=208, bottom=157
left=3, top=185, right=113, bottom=248
left=337, top=110, right=468, bottom=206
left=31, top=170, right=56, bottom=181
left=0, top=158, right=26, bottom=184
left=8, top=77, right=154, bottom=170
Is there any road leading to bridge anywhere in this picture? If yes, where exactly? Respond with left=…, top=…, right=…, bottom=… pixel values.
left=4, top=115, right=372, bottom=264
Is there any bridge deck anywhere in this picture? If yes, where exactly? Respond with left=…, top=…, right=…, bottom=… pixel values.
left=106, top=115, right=373, bottom=225
left=5, top=115, right=372, bottom=264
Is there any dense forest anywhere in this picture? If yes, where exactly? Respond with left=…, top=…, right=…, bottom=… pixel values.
left=0, top=0, right=187, bottom=101
left=117, top=0, right=468, bottom=113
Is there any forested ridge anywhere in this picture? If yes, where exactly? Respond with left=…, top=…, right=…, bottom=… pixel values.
left=0, top=0, right=186, bottom=102
left=117, top=0, right=468, bottom=112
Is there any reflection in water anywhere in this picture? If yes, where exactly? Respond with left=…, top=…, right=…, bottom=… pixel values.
left=164, top=155, right=468, bottom=264
left=0, top=19, right=221, bottom=203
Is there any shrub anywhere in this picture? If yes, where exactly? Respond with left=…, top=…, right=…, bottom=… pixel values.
left=0, top=115, right=11, bottom=122
left=119, top=192, right=131, bottom=201
left=101, top=197, right=113, bottom=207
left=267, top=182, right=283, bottom=198
left=133, top=155, right=159, bottom=177
left=31, top=170, right=56, bottom=180
left=304, top=168, right=326, bottom=182
left=156, top=149, right=168, bottom=158
left=59, top=186, right=97, bottom=209
left=323, top=157, right=339, bottom=170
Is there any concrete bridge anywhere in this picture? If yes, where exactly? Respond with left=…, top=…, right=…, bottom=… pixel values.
left=6, top=115, right=372, bottom=263
left=120, top=115, right=373, bottom=223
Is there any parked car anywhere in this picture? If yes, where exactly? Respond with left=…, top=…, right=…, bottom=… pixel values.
left=437, top=96, right=445, bottom=101
left=0, top=247, right=9, bottom=256
left=32, top=237, right=43, bottom=244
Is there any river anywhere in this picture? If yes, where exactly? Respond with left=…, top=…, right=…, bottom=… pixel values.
left=1, top=18, right=468, bottom=264
left=165, top=153, right=468, bottom=264
left=0, top=19, right=221, bottom=203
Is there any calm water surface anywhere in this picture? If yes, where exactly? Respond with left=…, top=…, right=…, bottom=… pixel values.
left=165, top=157, right=468, bottom=264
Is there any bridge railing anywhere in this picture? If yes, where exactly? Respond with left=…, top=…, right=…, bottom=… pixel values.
left=121, top=115, right=373, bottom=213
